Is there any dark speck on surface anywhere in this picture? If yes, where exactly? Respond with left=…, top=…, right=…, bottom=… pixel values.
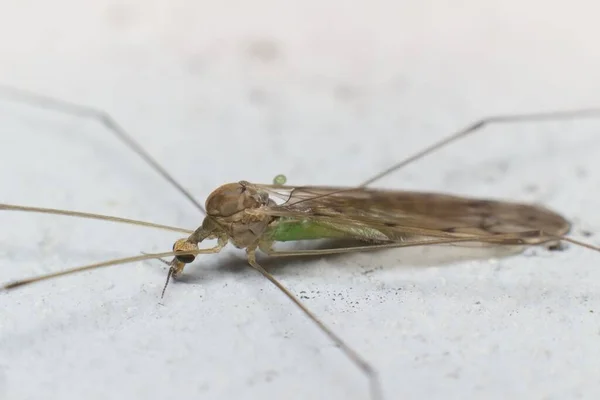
left=581, top=229, right=593, bottom=237
left=547, top=241, right=568, bottom=252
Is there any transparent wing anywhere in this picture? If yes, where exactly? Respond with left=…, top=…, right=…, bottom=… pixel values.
left=255, top=184, right=570, bottom=244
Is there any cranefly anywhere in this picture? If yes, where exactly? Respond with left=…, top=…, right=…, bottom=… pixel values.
left=1, top=85, right=600, bottom=400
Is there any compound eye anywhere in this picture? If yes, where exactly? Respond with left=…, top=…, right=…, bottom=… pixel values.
left=175, top=254, right=196, bottom=264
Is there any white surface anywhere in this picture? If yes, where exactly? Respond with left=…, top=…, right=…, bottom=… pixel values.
left=1, top=2, right=600, bottom=400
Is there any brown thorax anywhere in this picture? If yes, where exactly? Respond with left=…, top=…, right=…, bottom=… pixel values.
left=169, top=181, right=276, bottom=275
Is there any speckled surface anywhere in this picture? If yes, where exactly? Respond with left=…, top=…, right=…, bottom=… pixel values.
left=1, top=2, right=600, bottom=400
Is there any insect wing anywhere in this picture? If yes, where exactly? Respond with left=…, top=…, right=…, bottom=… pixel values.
left=256, top=184, right=570, bottom=245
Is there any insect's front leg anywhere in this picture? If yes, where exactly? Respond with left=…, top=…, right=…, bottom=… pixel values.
left=161, top=234, right=228, bottom=298
left=170, top=234, right=228, bottom=277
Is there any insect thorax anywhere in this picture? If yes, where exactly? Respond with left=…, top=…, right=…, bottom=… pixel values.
left=203, top=182, right=275, bottom=248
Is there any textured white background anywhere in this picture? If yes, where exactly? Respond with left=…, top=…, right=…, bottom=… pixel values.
left=1, top=1, right=600, bottom=400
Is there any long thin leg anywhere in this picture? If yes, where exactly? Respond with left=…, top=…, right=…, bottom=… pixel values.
left=245, top=248, right=383, bottom=400
left=0, top=247, right=222, bottom=290
left=265, top=236, right=600, bottom=254
left=259, top=230, right=600, bottom=257
left=0, top=203, right=194, bottom=234
left=259, top=231, right=600, bottom=257
left=282, top=108, right=600, bottom=210
left=359, top=109, right=600, bottom=187
left=0, top=84, right=206, bottom=214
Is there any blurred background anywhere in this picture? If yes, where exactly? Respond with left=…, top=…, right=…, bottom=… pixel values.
left=1, top=1, right=600, bottom=400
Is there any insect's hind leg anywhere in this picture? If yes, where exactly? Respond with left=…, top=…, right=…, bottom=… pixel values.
left=0, top=84, right=206, bottom=214
left=360, top=108, right=600, bottom=187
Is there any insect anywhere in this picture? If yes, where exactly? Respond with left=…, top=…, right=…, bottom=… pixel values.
left=1, top=85, right=600, bottom=400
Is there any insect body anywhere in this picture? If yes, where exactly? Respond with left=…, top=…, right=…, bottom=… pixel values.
left=172, top=180, right=572, bottom=281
